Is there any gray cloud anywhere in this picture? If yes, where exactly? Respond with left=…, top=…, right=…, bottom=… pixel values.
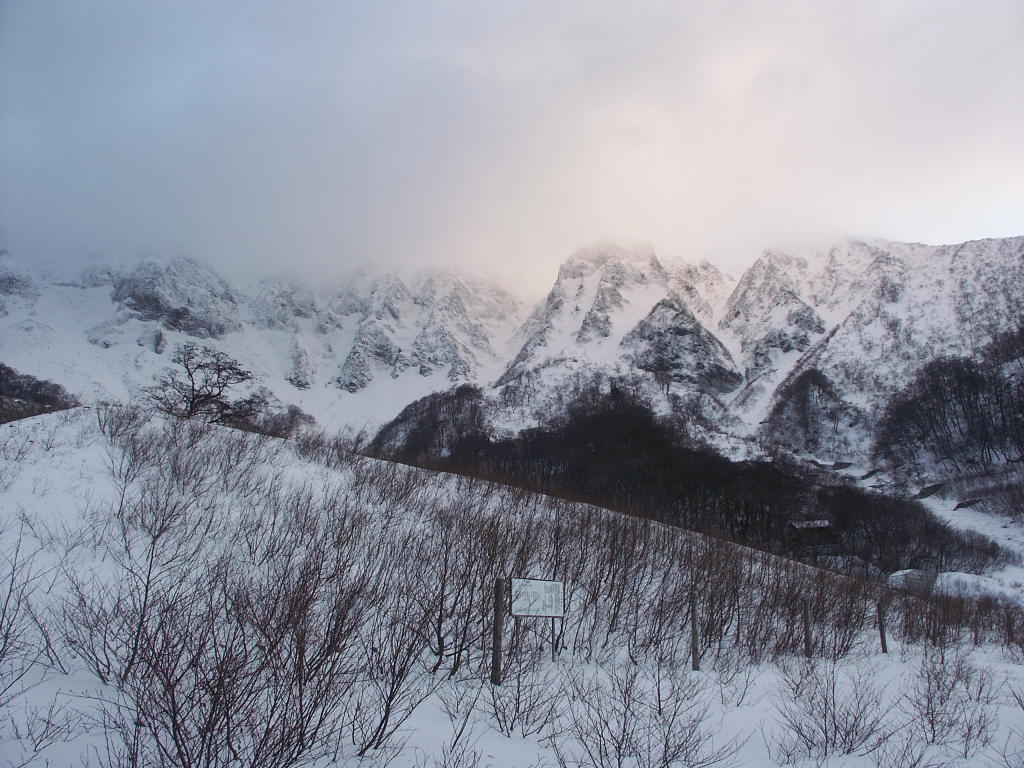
left=2, top=0, right=1022, bottom=291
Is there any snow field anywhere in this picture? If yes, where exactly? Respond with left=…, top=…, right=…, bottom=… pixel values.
left=3, top=408, right=1024, bottom=766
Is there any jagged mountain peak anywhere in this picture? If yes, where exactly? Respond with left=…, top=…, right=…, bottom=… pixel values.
left=663, top=257, right=734, bottom=290
left=110, top=256, right=242, bottom=339
left=0, top=251, right=529, bottom=428
left=331, top=266, right=526, bottom=394
left=661, top=257, right=735, bottom=322
left=404, top=269, right=521, bottom=325
left=248, top=278, right=318, bottom=330
left=557, top=242, right=665, bottom=282
left=3, top=234, right=1024, bottom=458
left=497, top=242, right=736, bottom=397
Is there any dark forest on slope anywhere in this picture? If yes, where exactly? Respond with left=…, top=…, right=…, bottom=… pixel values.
left=875, top=324, right=1024, bottom=472
left=370, top=383, right=1005, bottom=576
left=0, top=362, right=79, bottom=424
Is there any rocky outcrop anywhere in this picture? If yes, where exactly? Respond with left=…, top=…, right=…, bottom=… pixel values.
left=623, top=299, right=741, bottom=394
left=249, top=280, right=317, bottom=329
left=111, top=258, right=241, bottom=338
left=332, top=271, right=522, bottom=392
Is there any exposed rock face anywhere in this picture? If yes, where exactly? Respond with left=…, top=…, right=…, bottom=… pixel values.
left=333, top=271, right=522, bottom=392
left=0, top=264, right=37, bottom=319
left=0, top=263, right=38, bottom=300
left=77, top=264, right=119, bottom=288
left=111, top=258, right=241, bottom=338
left=720, top=250, right=827, bottom=409
left=249, top=280, right=317, bottom=330
left=286, top=340, right=313, bottom=389
left=662, top=259, right=735, bottom=321
left=623, top=299, right=741, bottom=394
left=337, top=323, right=407, bottom=392
left=135, top=328, right=167, bottom=354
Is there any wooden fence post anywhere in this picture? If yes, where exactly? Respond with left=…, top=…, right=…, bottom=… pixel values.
left=802, top=601, right=812, bottom=659
left=877, top=601, right=888, bottom=654
left=490, top=577, right=505, bottom=685
left=690, top=588, right=700, bottom=671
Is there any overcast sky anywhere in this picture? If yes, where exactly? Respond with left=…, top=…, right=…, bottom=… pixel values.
left=1, top=1, right=1022, bottom=291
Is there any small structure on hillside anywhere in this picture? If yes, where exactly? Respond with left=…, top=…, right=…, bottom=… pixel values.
left=785, top=519, right=841, bottom=558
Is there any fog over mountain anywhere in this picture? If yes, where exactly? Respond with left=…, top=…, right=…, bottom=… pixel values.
left=2, top=1, right=1023, bottom=292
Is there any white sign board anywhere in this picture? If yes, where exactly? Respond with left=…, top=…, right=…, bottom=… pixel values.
left=511, top=578, right=564, bottom=618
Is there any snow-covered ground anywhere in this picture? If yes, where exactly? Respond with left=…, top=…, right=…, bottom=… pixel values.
left=4, top=408, right=1024, bottom=767
left=924, top=497, right=1024, bottom=603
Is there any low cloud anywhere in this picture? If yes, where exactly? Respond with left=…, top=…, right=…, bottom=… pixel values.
left=2, top=1, right=1022, bottom=290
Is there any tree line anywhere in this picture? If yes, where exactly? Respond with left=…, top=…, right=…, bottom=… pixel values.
left=370, top=382, right=1004, bottom=575
left=875, top=323, right=1024, bottom=472
left=0, top=362, right=78, bottom=423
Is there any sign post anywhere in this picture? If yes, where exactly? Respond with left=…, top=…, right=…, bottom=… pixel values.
left=550, top=616, right=556, bottom=662
left=510, top=577, right=565, bottom=662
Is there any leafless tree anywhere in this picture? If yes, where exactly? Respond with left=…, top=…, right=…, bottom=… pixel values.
left=482, top=649, right=561, bottom=739
left=144, top=342, right=259, bottom=424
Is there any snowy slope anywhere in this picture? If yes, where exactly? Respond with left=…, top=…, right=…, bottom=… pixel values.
left=0, top=255, right=525, bottom=431
left=762, top=237, right=1024, bottom=455
left=5, top=408, right=1024, bottom=767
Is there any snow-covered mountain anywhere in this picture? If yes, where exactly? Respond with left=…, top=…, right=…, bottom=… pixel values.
left=754, top=237, right=1024, bottom=458
left=496, top=243, right=733, bottom=387
left=2, top=234, right=1022, bottom=459
left=0, top=255, right=525, bottom=430
left=479, top=244, right=744, bottom=435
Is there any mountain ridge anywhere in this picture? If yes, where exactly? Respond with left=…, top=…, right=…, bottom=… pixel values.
left=2, top=234, right=1021, bottom=460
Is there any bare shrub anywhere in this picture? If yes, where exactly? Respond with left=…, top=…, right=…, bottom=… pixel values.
left=0, top=427, right=33, bottom=464
left=996, top=687, right=1024, bottom=768
left=710, top=645, right=762, bottom=708
left=95, top=403, right=150, bottom=442
left=84, top=524, right=372, bottom=768
left=769, top=659, right=896, bottom=763
left=293, top=428, right=366, bottom=469
left=551, top=662, right=742, bottom=768
left=901, top=649, right=997, bottom=758
left=482, top=650, right=561, bottom=738
left=415, top=684, right=490, bottom=768
left=63, top=421, right=389, bottom=768
left=870, top=729, right=950, bottom=768
left=0, top=521, right=80, bottom=766
left=348, top=588, right=441, bottom=759
left=0, top=525, right=48, bottom=709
